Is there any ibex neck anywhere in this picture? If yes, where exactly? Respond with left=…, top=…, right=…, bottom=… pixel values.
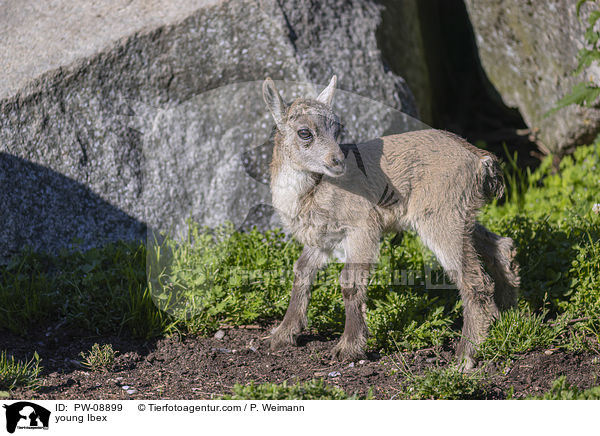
left=270, top=145, right=321, bottom=224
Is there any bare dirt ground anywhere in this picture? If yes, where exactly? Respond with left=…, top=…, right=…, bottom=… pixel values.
left=4, top=324, right=599, bottom=400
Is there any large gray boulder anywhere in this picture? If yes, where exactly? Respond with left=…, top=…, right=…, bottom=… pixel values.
left=0, top=0, right=418, bottom=260
left=277, top=0, right=417, bottom=116
left=464, top=0, right=600, bottom=154
left=376, top=0, right=433, bottom=124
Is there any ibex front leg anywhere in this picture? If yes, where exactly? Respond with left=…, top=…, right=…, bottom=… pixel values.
left=332, top=231, right=379, bottom=361
left=270, top=246, right=329, bottom=351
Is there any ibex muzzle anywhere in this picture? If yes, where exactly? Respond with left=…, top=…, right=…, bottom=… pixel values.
left=262, top=76, right=520, bottom=370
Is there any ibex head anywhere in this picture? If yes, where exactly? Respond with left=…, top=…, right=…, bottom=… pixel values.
left=262, top=76, right=346, bottom=177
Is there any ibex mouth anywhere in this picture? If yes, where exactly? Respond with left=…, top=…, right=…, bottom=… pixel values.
left=324, top=164, right=345, bottom=177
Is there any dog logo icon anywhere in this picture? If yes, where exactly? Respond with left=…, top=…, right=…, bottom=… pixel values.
left=3, top=402, right=50, bottom=433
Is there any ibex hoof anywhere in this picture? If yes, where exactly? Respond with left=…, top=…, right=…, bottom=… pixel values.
left=457, top=356, right=477, bottom=373
left=456, top=340, right=478, bottom=372
left=331, top=339, right=366, bottom=362
left=269, top=326, right=298, bottom=351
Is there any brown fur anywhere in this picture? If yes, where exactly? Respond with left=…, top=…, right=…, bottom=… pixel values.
left=263, top=77, right=520, bottom=369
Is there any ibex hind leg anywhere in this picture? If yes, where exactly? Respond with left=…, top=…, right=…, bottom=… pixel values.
left=417, top=218, right=499, bottom=371
left=473, top=223, right=520, bottom=311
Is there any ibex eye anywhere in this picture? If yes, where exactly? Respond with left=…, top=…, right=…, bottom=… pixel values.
left=297, top=129, right=312, bottom=140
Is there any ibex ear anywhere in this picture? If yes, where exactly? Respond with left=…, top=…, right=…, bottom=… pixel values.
left=317, top=75, right=337, bottom=106
left=262, top=78, right=286, bottom=127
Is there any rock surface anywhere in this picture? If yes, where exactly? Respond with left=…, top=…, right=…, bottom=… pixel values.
left=0, top=0, right=221, bottom=100
left=0, top=0, right=418, bottom=259
left=376, top=0, right=433, bottom=124
left=278, top=0, right=418, bottom=117
left=464, top=0, right=600, bottom=153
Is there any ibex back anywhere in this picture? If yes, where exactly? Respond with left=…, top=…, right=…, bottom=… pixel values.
left=263, top=76, right=520, bottom=369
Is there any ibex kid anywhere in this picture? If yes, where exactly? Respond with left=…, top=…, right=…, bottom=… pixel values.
left=262, top=76, right=520, bottom=369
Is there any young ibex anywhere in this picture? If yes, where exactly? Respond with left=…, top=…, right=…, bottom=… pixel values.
left=262, top=76, right=520, bottom=369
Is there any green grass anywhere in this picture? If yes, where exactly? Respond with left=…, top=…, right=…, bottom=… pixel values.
left=0, top=242, right=172, bottom=338
left=0, top=351, right=42, bottom=391
left=79, top=343, right=119, bottom=372
left=477, top=308, right=566, bottom=360
left=0, top=140, right=599, bottom=396
left=222, top=379, right=370, bottom=400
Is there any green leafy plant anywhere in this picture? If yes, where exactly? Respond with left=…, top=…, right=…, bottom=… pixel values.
left=398, top=366, right=486, bottom=400
left=79, top=344, right=118, bottom=372
left=222, top=379, right=371, bottom=400
left=525, top=376, right=600, bottom=400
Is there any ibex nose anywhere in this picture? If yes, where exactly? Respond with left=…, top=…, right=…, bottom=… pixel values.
left=326, top=153, right=345, bottom=177
left=331, top=156, right=343, bottom=167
